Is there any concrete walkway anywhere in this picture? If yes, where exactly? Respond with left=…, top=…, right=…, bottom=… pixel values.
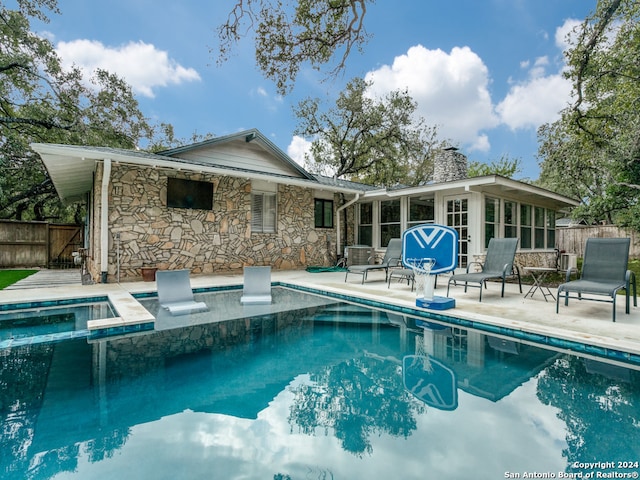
left=5, top=269, right=82, bottom=290
left=1, top=268, right=639, bottom=361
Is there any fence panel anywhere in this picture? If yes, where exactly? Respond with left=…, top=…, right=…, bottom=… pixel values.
left=556, top=225, right=640, bottom=258
left=0, top=220, right=83, bottom=268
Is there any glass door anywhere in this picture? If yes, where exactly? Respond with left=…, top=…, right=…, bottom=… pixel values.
left=445, top=195, right=470, bottom=268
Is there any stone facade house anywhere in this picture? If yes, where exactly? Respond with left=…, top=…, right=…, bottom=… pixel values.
left=32, top=129, right=579, bottom=282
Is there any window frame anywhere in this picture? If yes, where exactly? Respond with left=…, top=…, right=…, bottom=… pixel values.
left=251, top=191, right=277, bottom=234
left=314, top=198, right=334, bottom=229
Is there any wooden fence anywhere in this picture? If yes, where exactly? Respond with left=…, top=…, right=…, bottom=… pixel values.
left=556, top=225, right=640, bottom=258
left=0, top=220, right=84, bottom=268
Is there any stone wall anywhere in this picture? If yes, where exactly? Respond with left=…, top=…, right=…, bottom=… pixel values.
left=90, top=163, right=338, bottom=281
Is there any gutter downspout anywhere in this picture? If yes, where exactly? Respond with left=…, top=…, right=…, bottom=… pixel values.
left=336, top=193, right=360, bottom=257
left=100, top=159, right=111, bottom=283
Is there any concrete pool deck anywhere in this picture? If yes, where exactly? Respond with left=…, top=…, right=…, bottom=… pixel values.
left=1, top=268, right=639, bottom=357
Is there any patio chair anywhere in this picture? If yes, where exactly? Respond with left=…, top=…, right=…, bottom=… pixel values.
left=241, top=266, right=272, bottom=304
left=345, top=238, right=402, bottom=284
left=556, top=237, right=637, bottom=322
left=156, top=269, right=208, bottom=315
left=446, top=237, right=522, bottom=302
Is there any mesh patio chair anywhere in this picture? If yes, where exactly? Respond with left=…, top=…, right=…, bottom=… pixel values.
left=556, top=237, right=637, bottom=322
left=156, top=269, right=208, bottom=315
left=345, top=238, right=402, bottom=284
left=446, top=237, right=522, bottom=302
left=241, top=266, right=272, bottom=304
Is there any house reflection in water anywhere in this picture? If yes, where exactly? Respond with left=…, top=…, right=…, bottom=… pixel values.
left=410, top=318, right=560, bottom=405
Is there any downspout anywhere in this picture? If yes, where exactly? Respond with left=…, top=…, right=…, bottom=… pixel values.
left=100, top=159, right=111, bottom=283
left=336, top=193, right=360, bottom=257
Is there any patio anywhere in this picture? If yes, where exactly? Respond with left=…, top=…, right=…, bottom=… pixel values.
left=1, top=268, right=640, bottom=359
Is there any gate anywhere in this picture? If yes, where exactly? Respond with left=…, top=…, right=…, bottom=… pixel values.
left=0, top=220, right=83, bottom=268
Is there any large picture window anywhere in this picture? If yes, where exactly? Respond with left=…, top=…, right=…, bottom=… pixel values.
left=167, top=177, right=213, bottom=210
left=314, top=199, right=334, bottom=228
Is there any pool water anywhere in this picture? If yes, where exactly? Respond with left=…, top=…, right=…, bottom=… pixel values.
left=0, top=301, right=115, bottom=343
left=1, top=290, right=640, bottom=479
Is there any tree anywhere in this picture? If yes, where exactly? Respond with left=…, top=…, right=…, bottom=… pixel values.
left=215, top=0, right=371, bottom=95
left=537, top=0, right=640, bottom=229
left=0, top=0, right=166, bottom=222
left=467, top=155, right=524, bottom=179
left=294, top=77, right=444, bottom=187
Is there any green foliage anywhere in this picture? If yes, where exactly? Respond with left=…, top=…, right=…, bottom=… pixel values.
left=216, top=0, right=371, bottom=94
left=537, top=0, right=640, bottom=230
left=467, top=155, right=524, bottom=179
left=0, top=269, right=37, bottom=289
left=0, top=0, right=171, bottom=222
left=294, top=77, right=444, bottom=187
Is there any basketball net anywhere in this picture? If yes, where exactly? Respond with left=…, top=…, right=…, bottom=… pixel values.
left=405, top=257, right=436, bottom=301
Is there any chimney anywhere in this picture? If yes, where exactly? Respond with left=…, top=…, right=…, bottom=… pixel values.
left=433, top=147, right=468, bottom=183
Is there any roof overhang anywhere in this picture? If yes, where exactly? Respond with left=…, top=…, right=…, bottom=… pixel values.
left=31, top=143, right=365, bottom=204
left=362, top=175, right=580, bottom=210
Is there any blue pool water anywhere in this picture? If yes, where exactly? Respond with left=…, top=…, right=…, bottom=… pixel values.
left=0, top=300, right=115, bottom=345
left=1, top=288, right=640, bottom=479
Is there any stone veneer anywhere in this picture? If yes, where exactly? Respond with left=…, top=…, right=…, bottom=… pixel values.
left=89, top=163, right=338, bottom=282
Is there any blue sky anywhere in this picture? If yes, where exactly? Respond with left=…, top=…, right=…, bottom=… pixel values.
left=30, top=0, right=595, bottom=180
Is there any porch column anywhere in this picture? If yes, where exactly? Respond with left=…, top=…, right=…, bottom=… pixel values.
left=100, top=158, right=111, bottom=283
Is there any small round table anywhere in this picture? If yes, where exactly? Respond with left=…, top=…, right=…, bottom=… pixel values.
left=524, top=267, right=557, bottom=302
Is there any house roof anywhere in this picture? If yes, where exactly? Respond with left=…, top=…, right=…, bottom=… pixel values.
left=31, top=129, right=579, bottom=210
left=158, top=128, right=317, bottom=181
left=31, top=135, right=368, bottom=203
left=361, top=174, right=580, bottom=210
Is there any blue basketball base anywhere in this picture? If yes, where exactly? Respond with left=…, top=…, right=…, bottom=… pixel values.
left=416, top=296, right=455, bottom=310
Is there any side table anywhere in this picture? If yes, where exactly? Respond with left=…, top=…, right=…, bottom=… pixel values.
left=524, top=267, right=557, bottom=302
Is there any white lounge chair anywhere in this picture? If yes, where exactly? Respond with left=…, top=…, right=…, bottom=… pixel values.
left=241, top=266, right=272, bottom=304
left=156, top=269, right=208, bottom=315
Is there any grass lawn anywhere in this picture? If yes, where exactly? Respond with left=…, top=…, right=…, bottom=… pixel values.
left=0, top=269, right=38, bottom=290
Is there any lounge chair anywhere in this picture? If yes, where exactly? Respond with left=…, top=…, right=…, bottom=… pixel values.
left=556, top=237, right=637, bottom=322
left=156, top=269, right=208, bottom=315
left=446, top=237, right=522, bottom=301
left=345, top=238, right=402, bottom=284
left=241, top=266, right=272, bottom=304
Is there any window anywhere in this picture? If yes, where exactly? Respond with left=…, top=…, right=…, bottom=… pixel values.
left=534, top=207, right=545, bottom=248
left=314, top=199, right=334, bottom=228
left=504, top=200, right=517, bottom=239
left=167, top=177, right=213, bottom=210
left=520, top=204, right=532, bottom=249
left=408, top=196, right=434, bottom=228
left=380, top=199, right=401, bottom=247
left=358, top=203, right=373, bottom=246
left=484, top=197, right=500, bottom=248
left=251, top=192, right=277, bottom=233
left=546, top=210, right=556, bottom=249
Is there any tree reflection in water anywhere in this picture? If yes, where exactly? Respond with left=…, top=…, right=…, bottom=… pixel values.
left=287, top=354, right=425, bottom=456
left=537, top=356, right=640, bottom=468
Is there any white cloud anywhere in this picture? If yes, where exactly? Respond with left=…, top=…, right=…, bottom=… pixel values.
left=56, top=39, right=200, bottom=97
left=287, top=135, right=312, bottom=167
left=496, top=73, right=572, bottom=130
left=496, top=21, right=579, bottom=131
left=555, top=18, right=582, bottom=51
left=364, top=44, right=499, bottom=152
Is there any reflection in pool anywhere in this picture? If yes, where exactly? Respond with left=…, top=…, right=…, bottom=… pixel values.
left=1, top=293, right=640, bottom=479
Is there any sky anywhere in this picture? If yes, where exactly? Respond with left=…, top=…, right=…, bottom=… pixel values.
left=27, top=0, right=596, bottom=181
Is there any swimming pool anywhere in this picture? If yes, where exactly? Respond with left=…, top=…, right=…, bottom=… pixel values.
left=1, top=288, right=639, bottom=479
left=0, top=299, right=116, bottom=347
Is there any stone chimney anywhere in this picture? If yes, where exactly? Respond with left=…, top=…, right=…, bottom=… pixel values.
left=433, top=147, right=468, bottom=183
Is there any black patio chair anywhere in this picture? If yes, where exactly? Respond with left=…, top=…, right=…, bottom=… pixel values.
left=446, top=237, right=521, bottom=302
left=556, top=237, right=637, bottom=322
